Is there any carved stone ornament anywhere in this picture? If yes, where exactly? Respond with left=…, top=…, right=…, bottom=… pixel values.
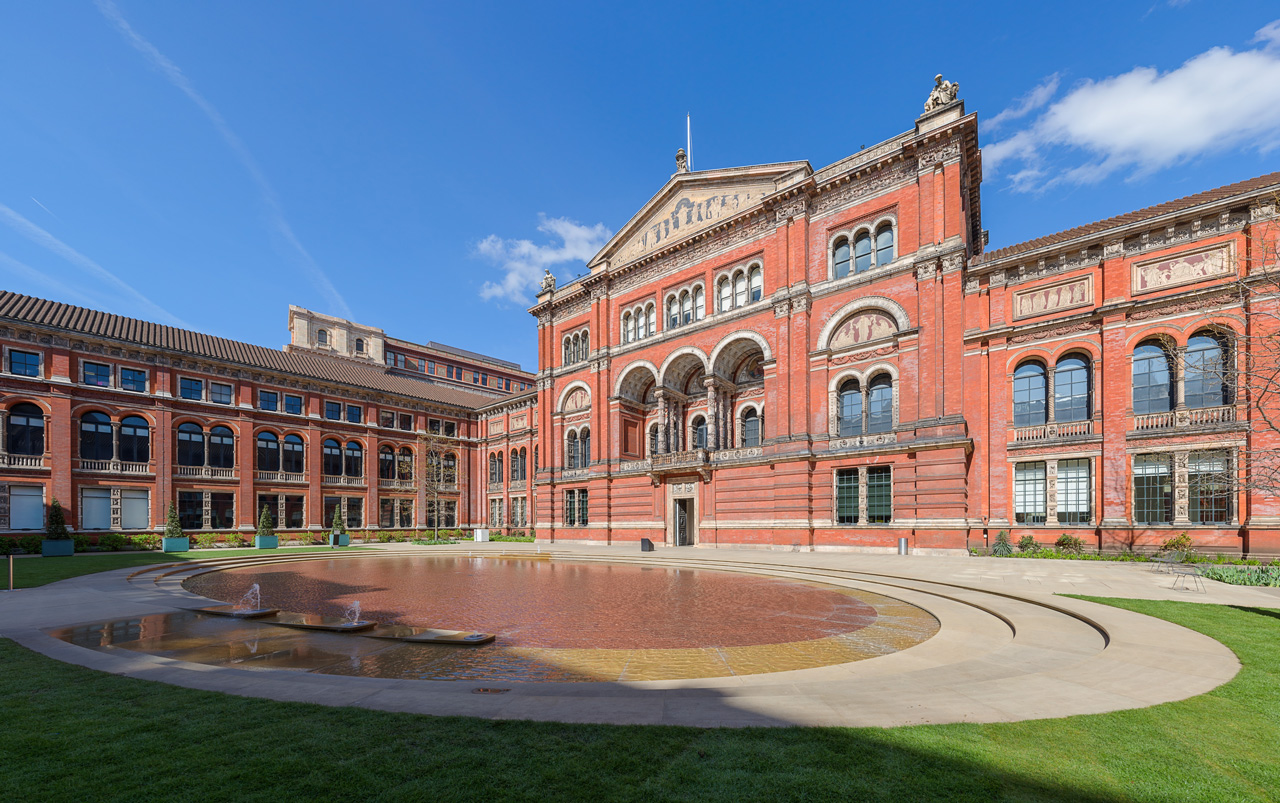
left=773, top=299, right=792, bottom=318
left=915, top=261, right=938, bottom=282
left=923, top=74, right=960, bottom=112
left=1008, top=321, right=1095, bottom=344
left=918, top=141, right=961, bottom=170
left=540, top=270, right=557, bottom=293
left=773, top=197, right=808, bottom=225
left=989, top=269, right=1006, bottom=287
left=964, top=275, right=980, bottom=294
left=1128, top=292, right=1233, bottom=322
left=675, top=148, right=688, bottom=173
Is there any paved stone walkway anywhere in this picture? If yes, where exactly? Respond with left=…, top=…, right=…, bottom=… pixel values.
left=1, top=544, right=1269, bottom=728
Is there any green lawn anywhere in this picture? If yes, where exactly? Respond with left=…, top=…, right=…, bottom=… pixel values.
left=1, top=598, right=1277, bottom=801
left=2, top=547, right=368, bottom=589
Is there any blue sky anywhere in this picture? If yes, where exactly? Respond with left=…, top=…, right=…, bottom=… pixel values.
left=2, top=1, right=1279, bottom=371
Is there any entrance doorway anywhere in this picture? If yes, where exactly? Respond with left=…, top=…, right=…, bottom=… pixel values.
left=673, top=498, right=695, bottom=546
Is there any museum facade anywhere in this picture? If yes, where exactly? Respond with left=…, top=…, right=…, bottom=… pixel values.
left=2, top=86, right=1278, bottom=554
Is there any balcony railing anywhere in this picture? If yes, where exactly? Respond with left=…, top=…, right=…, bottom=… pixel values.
left=651, top=449, right=708, bottom=470
left=176, top=465, right=236, bottom=479
left=0, top=453, right=46, bottom=469
left=1187, top=405, right=1236, bottom=426
left=256, top=471, right=306, bottom=484
left=1132, top=405, right=1236, bottom=433
left=1013, top=420, right=1094, bottom=443
left=1133, top=411, right=1176, bottom=431
left=76, top=459, right=153, bottom=474
left=321, top=475, right=365, bottom=487
left=378, top=478, right=415, bottom=491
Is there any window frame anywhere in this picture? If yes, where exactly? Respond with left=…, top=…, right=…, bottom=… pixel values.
left=7, top=349, right=41, bottom=378
left=179, top=377, right=204, bottom=402
left=82, top=361, right=112, bottom=388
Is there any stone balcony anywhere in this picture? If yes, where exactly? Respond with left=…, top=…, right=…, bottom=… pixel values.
left=1131, top=405, right=1236, bottom=435
left=76, top=459, right=153, bottom=475
left=321, top=475, right=366, bottom=487
left=0, top=453, right=47, bottom=469
left=1012, top=420, right=1094, bottom=444
left=176, top=465, right=236, bottom=479
left=651, top=449, right=708, bottom=470
left=255, top=470, right=306, bottom=484
left=378, top=478, right=415, bottom=491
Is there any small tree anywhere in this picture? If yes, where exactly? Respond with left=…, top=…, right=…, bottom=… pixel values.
left=257, top=504, right=275, bottom=539
left=164, top=502, right=185, bottom=541
left=421, top=431, right=455, bottom=541
left=45, top=498, right=70, bottom=540
left=331, top=506, right=346, bottom=536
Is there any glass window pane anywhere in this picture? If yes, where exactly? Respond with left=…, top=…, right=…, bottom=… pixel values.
left=1054, top=357, right=1090, bottom=423
left=867, top=467, right=891, bottom=523
left=1013, top=363, right=1047, bottom=427
left=120, top=368, right=146, bottom=392
left=81, top=488, right=111, bottom=530
left=210, top=383, right=232, bottom=405
left=875, top=226, right=894, bottom=265
left=178, top=491, right=203, bottom=530
left=854, top=233, right=872, bottom=273
left=833, top=240, right=851, bottom=279
left=1133, top=344, right=1172, bottom=414
left=1014, top=462, right=1047, bottom=524
left=1058, top=459, right=1091, bottom=524
left=121, top=489, right=149, bottom=529
left=749, top=267, right=763, bottom=302
left=734, top=274, right=747, bottom=307
left=10, top=350, right=40, bottom=377
left=83, top=362, right=110, bottom=387
left=838, top=380, right=862, bottom=437
left=1185, top=335, right=1227, bottom=409
left=284, top=395, right=303, bottom=415
left=1189, top=450, right=1231, bottom=524
left=180, top=378, right=202, bottom=400
left=209, top=493, right=234, bottom=529
left=836, top=468, right=858, bottom=524
left=868, top=376, right=893, bottom=433
left=1133, top=454, right=1172, bottom=523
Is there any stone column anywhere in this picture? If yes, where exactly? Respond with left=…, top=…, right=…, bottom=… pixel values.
left=202, top=490, right=212, bottom=530
left=1046, top=369, right=1056, bottom=425
left=0, top=410, right=7, bottom=456
left=858, top=469, right=868, bottom=525
left=656, top=391, right=669, bottom=453
left=1174, top=346, right=1187, bottom=410
left=203, top=433, right=211, bottom=470
left=277, top=494, right=286, bottom=531
left=705, top=379, right=719, bottom=451
left=1174, top=450, right=1191, bottom=524
left=1046, top=460, right=1059, bottom=526
left=111, top=422, right=121, bottom=463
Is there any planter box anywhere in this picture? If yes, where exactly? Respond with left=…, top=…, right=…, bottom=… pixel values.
left=254, top=535, right=279, bottom=549
left=329, top=533, right=350, bottom=547
left=162, top=537, right=190, bottom=553
left=42, top=539, right=75, bottom=557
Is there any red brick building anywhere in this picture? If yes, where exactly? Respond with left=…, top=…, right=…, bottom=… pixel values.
left=4, top=88, right=1279, bottom=556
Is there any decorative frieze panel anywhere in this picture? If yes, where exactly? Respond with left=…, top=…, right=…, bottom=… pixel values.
left=812, top=161, right=914, bottom=216
left=1009, top=321, right=1096, bottom=345
left=917, top=140, right=961, bottom=169
left=829, top=312, right=897, bottom=351
left=1132, top=243, right=1235, bottom=295
left=617, top=459, right=651, bottom=473
left=1012, top=275, right=1093, bottom=320
left=829, top=433, right=898, bottom=451
left=487, top=420, right=505, bottom=435
left=711, top=447, right=763, bottom=463
left=1128, top=292, right=1234, bottom=322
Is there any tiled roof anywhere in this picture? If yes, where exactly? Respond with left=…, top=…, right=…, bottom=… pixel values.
left=0, top=292, right=501, bottom=410
left=982, top=171, right=1280, bottom=262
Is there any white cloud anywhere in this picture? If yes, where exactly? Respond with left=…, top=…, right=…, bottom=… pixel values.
left=0, top=204, right=188, bottom=326
left=1255, top=20, right=1280, bottom=49
left=985, top=21, right=1280, bottom=192
left=94, top=0, right=353, bottom=319
left=984, top=74, right=1060, bottom=130
left=477, top=215, right=612, bottom=305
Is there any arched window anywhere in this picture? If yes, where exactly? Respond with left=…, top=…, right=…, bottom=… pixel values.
left=693, top=287, right=705, bottom=320
left=322, top=438, right=343, bottom=476
left=256, top=431, right=281, bottom=472
left=573, top=334, right=582, bottom=363
left=1055, top=356, right=1091, bottom=423
left=649, top=423, right=659, bottom=456
left=208, top=426, right=235, bottom=469
left=623, top=312, right=633, bottom=343
left=668, top=296, right=679, bottom=328
left=741, top=408, right=761, bottom=447
left=854, top=232, right=872, bottom=273
left=868, top=375, right=894, bottom=433
left=397, top=447, right=413, bottom=480
left=119, top=416, right=149, bottom=463
left=875, top=225, right=894, bottom=265
left=580, top=428, right=591, bottom=466
left=833, top=237, right=851, bottom=279
left=692, top=416, right=707, bottom=449
left=518, top=447, right=527, bottom=481
left=563, top=338, right=572, bottom=365
left=177, top=422, right=204, bottom=466
left=496, top=451, right=504, bottom=483
left=79, top=411, right=113, bottom=461
left=748, top=266, right=763, bottom=302
left=680, top=292, right=693, bottom=325
left=733, top=272, right=747, bottom=308
left=837, top=379, right=862, bottom=437
left=355, top=338, right=365, bottom=353
left=1185, top=333, right=1228, bottom=409
left=1133, top=342, right=1174, bottom=415
left=582, top=331, right=589, bottom=355
left=646, top=304, right=656, bottom=336
left=344, top=441, right=363, bottom=477
left=510, top=449, right=519, bottom=482
left=316, top=329, right=329, bottom=346
left=719, top=277, right=732, bottom=311
left=7, top=403, right=44, bottom=456
left=379, top=445, right=396, bottom=480
left=283, top=434, right=304, bottom=474
left=566, top=431, right=579, bottom=470
left=1013, top=362, right=1048, bottom=427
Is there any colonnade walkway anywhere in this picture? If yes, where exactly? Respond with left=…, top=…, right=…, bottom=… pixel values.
left=0, top=542, right=1273, bottom=728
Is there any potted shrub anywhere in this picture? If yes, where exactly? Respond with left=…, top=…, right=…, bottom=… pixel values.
left=161, top=502, right=189, bottom=552
left=41, top=498, right=74, bottom=557
left=255, top=505, right=278, bottom=549
left=329, top=507, right=349, bottom=547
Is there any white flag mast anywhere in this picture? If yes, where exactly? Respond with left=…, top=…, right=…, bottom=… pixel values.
left=686, top=113, right=693, bottom=172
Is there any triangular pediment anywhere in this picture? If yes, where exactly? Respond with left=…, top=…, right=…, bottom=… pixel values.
left=590, top=161, right=811, bottom=271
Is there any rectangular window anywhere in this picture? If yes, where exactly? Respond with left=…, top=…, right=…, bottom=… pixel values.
left=9, top=350, right=40, bottom=377
left=866, top=467, right=892, bottom=523
left=210, top=382, right=233, bottom=405
left=564, top=490, right=577, bottom=526
left=380, top=498, right=395, bottom=528
left=379, top=411, right=395, bottom=428
left=121, top=489, right=149, bottom=529
left=83, top=362, right=111, bottom=387
left=260, top=391, right=278, bottom=411
left=1014, top=462, right=1047, bottom=524
left=9, top=485, right=43, bottom=529
left=180, top=378, right=203, bottom=401
left=427, top=500, right=456, bottom=529
left=178, top=491, right=203, bottom=530
left=489, top=498, right=504, bottom=528
left=473, top=372, right=480, bottom=384
left=399, top=413, right=413, bottom=431
left=1057, top=459, right=1092, bottom=525
left=505, top=379, right=512, bottom=392
left=1189, top=451, right=1232, bottom=524
left=120, top=368, right=147, bottom=392
left=324, top=401, right=342, bottom=420
left=446, top=365, right=455, bottom=380
left=209, top=493, right=235, bottom=529
left=81, top=488, right=111, bottom=530
left=427, top=361, right=435, bottom=375
left=346, top=404, right=362, bottom=424
left=256, top=494, right=279, bottom=529
left=323, top=496, right=342, bottom=530
left=346, top=498, right=363, bottom=529
left=284, top=496, right=305, bottom=529
left=1133, top=454, right=1172, bottom=524
left=398, top=500, right=413, bottom=528
left=428, top=419, right=441, bottom=434
left=284, top=394, right=303, bottom=415
left=443, top=421, right=456, bottom=438
left=836, top=468, right=859, bottom=525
